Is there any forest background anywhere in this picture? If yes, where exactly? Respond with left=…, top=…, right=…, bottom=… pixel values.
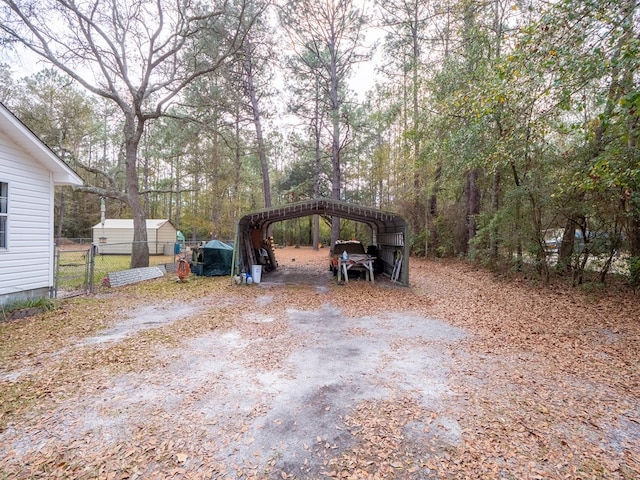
left=0, top=0, right=638, bottom=284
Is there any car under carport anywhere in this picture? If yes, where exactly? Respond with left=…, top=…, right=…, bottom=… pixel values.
left=232, top=198, right=409, bottom=285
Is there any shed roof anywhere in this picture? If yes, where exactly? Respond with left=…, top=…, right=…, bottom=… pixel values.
left=0, top=102, right=83, bottom=186
left=92, top=219, right=173, bottom=230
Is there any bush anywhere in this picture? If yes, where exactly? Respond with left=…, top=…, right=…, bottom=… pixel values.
left=0, top=297, right=58, bottom=322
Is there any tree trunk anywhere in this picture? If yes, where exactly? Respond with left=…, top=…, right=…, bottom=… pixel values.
left=330, top=43, right=342, bottom=247
left=427, top=163, right=441, bottom=255
left=211, top=122, right=224, bottom=239
left=168, top=156, right=174, bottom=223
left=244, top=45, right=271, bottom=209
left=489, top=171, right=500, bottom=259
left=490, top=0, right=503, bottom=261
left=629, top=215, right=640, bottom=257
left=464, top=168, right=481, bottom=256
left=411, top=3, right=422, bottom=235
left=529, top=194, right=549, bottom=281
left=125, top=114, right=149, bottom=268
left=514, top=197, right=523, bottom=268
left=175, top=155, right=181, bottom=228
left=313, top=99, right=322, bottom=250
left=231, top=107, right=243, bottom=234
left=558, top=217, right=577, bottom=269
left=623, top=3, right=639, bottom=255
left=143, top=134, right=150, bottom=218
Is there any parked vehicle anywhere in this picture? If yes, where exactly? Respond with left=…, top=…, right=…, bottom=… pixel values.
left=544, top=229, right=564, bottom=253
left=329, top=240, right=367, bottom=276
left=575, top=230, right=621, bottom=255
left=544, top=228, right=622, bottom=255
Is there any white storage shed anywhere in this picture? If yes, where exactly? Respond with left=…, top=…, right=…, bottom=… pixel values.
left=92, top=219, right=177, bottom=255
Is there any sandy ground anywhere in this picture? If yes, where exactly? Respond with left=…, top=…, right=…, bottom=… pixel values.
left=1, top=246, right=639, bottom=479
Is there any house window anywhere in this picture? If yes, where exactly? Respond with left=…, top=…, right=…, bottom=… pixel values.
left=0, top=182, right=7, bottom=249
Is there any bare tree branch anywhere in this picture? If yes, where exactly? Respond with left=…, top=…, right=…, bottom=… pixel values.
left=73, top=184, right=128, bottom=203
left=0, top=0, right=258, bottom=267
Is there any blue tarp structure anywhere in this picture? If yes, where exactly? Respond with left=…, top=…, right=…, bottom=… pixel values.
left=191, top=240, right=233, bottom=276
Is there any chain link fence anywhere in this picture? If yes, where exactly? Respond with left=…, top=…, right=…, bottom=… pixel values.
left=53, top=241, right=194, bottom=298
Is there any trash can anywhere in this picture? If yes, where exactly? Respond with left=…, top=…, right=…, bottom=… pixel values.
left=174, top=242, right=181, bottom=254
left=251, top=265, right=262, bottom=284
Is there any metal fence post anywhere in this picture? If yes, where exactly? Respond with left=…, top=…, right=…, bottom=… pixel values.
left=89, top=243, right=96, bottom=293
left=52, top=248, right=60, bottom=298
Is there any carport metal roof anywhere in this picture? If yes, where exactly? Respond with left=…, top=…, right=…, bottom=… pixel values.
left=235, top=198, right=409, bottom=285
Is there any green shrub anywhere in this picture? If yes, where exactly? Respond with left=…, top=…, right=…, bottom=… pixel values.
left=0, top=297, right=58, bottom=321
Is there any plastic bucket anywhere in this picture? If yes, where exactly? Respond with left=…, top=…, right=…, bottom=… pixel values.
left=251, top=265, right=262, bottom=284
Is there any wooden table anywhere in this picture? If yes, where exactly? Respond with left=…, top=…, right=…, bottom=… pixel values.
left=337, top=254, right=375, bottom=283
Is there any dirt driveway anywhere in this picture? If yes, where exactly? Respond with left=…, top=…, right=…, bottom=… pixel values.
left=1, top=247, right=639, bottom=479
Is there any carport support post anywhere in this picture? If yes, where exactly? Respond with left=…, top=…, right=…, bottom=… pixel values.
left=398, top=225, right=410, bottom=285
left=230, top=225, right=240, bottom=285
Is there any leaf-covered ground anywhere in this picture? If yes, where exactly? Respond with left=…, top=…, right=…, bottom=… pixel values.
left=0, top=247, right=638, bottom=479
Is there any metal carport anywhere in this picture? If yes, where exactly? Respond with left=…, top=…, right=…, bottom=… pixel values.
left=233, top=198, right=409, bottom=285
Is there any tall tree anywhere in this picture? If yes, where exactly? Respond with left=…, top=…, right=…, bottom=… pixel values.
left=508, top=0, right=640, bottom=280
left=0, top=63, right=16, bottom=104
left=240, top=17, right=274, bottom=210
left=377, top=0, right=433, bottom=235
left=11, top=68, right=99, bottom=239
left=284, top=48, right=330, bottom=249
left=0, top=0, right=256, bottom=267
left=280, top=0, right=368, bottom=245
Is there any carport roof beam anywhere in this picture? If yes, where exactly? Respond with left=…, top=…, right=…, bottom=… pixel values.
left=240, top=200, right=402, bottom=232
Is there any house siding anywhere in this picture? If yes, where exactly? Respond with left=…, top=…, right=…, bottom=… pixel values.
left=0, top=131, right=54, bottom=303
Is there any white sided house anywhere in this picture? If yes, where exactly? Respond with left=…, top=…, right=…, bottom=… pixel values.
left=0, top=102, right=83, bottom=306
left=92, top=219, right=177, bottom=255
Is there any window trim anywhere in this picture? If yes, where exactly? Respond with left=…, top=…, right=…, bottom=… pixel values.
left=0, top=181, right=7, bottom=251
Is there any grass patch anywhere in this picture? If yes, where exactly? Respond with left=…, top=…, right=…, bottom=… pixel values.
left=0, top=297, right=58, bottom=322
